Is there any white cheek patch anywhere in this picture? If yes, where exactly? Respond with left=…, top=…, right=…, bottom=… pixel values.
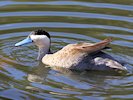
left=30, top=35, right=48, bottom=40
left=30, top=35, right=50, bottom=47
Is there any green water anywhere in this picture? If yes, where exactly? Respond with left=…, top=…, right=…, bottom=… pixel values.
left=0, top=0, right=133, bottom=100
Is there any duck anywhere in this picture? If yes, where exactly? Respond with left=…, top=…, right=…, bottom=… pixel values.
left=15, top=29, right=127, bottom=72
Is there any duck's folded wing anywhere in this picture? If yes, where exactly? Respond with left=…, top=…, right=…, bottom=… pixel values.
left=74, top=37, right=112, bottom=53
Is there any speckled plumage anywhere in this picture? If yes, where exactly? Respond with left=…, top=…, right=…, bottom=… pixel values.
left=42, top=38, right=127, bottom=71
left=15, top=29, right=127, bottom=72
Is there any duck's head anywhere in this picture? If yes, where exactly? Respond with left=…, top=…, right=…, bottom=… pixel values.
left=15, top=29, right=51, bottom=60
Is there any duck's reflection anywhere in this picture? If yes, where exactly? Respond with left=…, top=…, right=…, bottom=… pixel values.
left=26, top=62, right=126, bottom=92
left=27, top=62, right=79, bottom=84
left=27, top=62, right=50, bottom=83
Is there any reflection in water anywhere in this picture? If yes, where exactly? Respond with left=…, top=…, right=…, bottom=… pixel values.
left=0, top=0, right=133, bottom=99
left=27, top=62, right=50, bottom=83
left=26, top=62, right=128, bottom=96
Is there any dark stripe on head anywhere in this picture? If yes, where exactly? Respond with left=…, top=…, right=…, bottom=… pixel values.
left=33, top=29, right=51, bottom=39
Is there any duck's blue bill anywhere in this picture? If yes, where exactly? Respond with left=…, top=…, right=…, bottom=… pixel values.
left=15, top=37, right=33, bottom=46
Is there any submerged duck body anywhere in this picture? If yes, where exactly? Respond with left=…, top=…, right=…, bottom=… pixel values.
left=15, top=29, right=127, bottom=72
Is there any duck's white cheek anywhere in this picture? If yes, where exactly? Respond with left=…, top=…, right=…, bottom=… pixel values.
left=30, top=35, right=47, bottom=39
left=30, top=35, right=50, bottom=46
left=30, top=35, right=38, bottom=40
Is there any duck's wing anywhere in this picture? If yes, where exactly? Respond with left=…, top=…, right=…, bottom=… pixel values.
left=74, top=37, right=112, bottom=54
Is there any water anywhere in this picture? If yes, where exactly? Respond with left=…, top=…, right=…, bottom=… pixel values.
left=0, top=0, right=133, bottom=100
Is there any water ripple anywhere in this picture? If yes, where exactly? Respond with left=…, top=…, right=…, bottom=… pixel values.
left=104, top=33, right=133, bottom=40
left=0, top=22, right=132, bottom=33
left=0, top=11, right=132, bottom=22
left=113, top=40, right=133, bottom=48
left=0, top=1, right=132, bottom=11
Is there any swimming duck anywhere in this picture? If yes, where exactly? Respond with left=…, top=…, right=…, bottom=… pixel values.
left=15, top=29, right=127, bottom=71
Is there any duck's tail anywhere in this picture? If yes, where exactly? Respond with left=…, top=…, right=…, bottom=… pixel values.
left=94, top=57, right=127, bottom=72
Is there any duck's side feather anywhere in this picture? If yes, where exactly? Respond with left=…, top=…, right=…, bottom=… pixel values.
left=70, top=51, right=127, bottom=71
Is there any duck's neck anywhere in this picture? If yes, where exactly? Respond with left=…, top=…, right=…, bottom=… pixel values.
left=37, top=46, right=50, bottom=60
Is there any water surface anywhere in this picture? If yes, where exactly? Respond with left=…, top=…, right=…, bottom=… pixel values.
left=0, top=0, right=133, bottom=100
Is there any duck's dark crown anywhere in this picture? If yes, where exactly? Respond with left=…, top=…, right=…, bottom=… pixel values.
left=34, top=29, right=50, bottom=39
